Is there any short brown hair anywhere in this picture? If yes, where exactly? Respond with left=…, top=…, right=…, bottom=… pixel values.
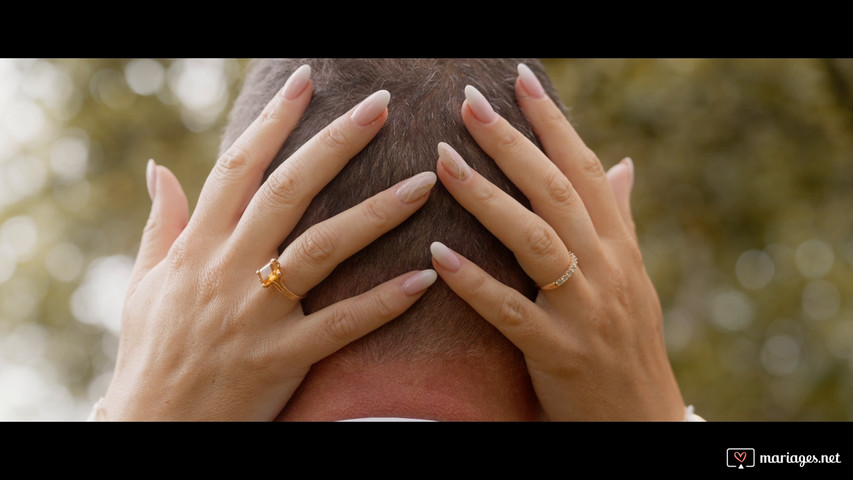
left=221, top=58, right=562, bottom=368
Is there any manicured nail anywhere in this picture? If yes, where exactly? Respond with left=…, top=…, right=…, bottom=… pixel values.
left=517, top=63, right=545, bottom=99
left=437, top=142, right=470, bottom=180
left=402, top=269, right=438, bottom=296
left=146, top=158, right=157, bottom=201
left=395, top=172, right=437, bottom=204
left=282, top=64, right=311, bottom=100
left=622, top=157, right=635, bottom=186
left=430, top=242, right=461, bottom=272
left=464, top=85, right=498, bottom=123
left=352, top=90, right=391, bottom=126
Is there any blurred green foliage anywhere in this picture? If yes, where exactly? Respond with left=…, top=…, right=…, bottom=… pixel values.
left=1, top=59, right=851, bottom=420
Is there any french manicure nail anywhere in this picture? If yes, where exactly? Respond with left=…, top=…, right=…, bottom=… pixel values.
left=146, top=158, right=157, bottom=201
left=352, top=90, right=391, bottom=126
left=282, top=64, right=311, bottom=100
left=402, top=269, right=438, bottom=296
left=430, top=242, right=461, bottom=272
left=464, top=85, right=498, bottom=123
left=517, top=63, right=545, bottom=99
left=437, top=142, right=470, bottom=180
left=395, top=172, right=437, bottom=203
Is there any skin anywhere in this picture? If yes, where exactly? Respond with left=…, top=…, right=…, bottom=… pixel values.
left=430, top=65, right=685, bottom=421
left=97, top=62, right=685, bottom=421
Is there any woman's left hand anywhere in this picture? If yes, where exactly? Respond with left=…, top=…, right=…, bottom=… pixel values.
left=430, top=64, right=685, bottom=421
left=97, top=66, right=437, bottom=421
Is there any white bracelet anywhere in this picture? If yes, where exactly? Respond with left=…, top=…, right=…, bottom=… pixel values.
left=684, top=404, right=705, bottom=422
left=87, top=397, right=106, bottom=421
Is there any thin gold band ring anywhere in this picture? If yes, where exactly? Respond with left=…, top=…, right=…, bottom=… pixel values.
left=539, top=251, right=578, bottom=291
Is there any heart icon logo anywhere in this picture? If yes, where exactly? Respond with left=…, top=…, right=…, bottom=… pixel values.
left=734, top=451, right=747, bottom=463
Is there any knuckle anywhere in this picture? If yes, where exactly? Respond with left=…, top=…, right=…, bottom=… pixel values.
left=216, top=143, right=252, bottom=180
left=462, top=268, right=490, bottom=302
left=471, top=181, right=499, bottom=207
left=261, top=168, right=302, bottom=208
left=496, top=129, right=526, bottom=156
left=257, top=98, right=284, bottom=124
left=141, top=213, right=161, bottom=241
left=325, top=306, right=360, bottom=343
left=368, top=289, right=399, bottom=320
left=166, top=235, right=193, bottom=272
left=524, top=223, right=560, bottom=260
left=544, top=171, right=575, bottom=206
left=497, top=293, right=527, bottom=329
left=542, top=106, right=570, bottom=129
left=361, top=196, right=391, bottom=227
left=296, top=225, right=338, bottom=267
left=319, top=121, right=350, bottom=154
left=578, top=146, right=606, bottom=180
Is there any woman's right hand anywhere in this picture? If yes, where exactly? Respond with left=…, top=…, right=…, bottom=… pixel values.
left=430, top=65, right=685, bottom=421
left=96, top=65, right=438, bottom=421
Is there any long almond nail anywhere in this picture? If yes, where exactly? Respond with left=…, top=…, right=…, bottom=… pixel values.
left=146, top=158, right=157, bottom=201
left=464, top=85, right=497, bottom=123
left=395, top=172, right=437, bottom=203
left=282, top=64, right=311, bottom=100
left=402, top=269, right=438, bottom=296
left=430, top=242, right=461, bottom=272
left=517, top=63, right=545, bottom=99
left=437, top=142, right=470, bottom=180
left=352, top=90, right=391, bottom=126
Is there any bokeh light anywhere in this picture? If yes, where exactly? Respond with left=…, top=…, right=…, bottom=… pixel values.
left=0, top=58, right=246, bottom=420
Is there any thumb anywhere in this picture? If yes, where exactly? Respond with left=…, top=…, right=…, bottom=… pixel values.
left=130, top=159, right=189, bottom=283
left=606, top=157, right=636, bottom=239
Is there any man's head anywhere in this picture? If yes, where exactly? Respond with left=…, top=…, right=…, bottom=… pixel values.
left=221, top=59, right=565, bottom=419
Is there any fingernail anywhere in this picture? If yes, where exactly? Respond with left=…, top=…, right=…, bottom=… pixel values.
left=146, top=158, right=157, bottom=201
left=282, top=64, right=311, bottom=100
left=430, top=242, right=461, bottom=272
left=352, top=90, right=391, bottom=126
left=622, top=157, right=635, bottom=185
left=517, top=63, right=546, bottom=99
left=464, top=85, right=497, bottom=123
left=437, top=142, right=470, bottom=180
left=395, top=172, right=437, bottom=203
left=402, top=269, right=438, bottom=296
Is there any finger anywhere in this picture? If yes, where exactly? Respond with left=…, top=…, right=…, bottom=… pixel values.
left=436, top=142, right=580, bottom=287
left=232, top=90, right=391, bottom=255
left=606, top=157, right=637, bottom=240
left=277, top=171, right=436, bottom=298
left=130, top=160, right=189, bottom=285
left=459, top=86, right=599, bottom=250
left=281, top=269, right=437, bottom=363
left=514, top=63, right=626, bottom=238
left=192, top=64, right=313, bottom=235
left=429, top=242, right=564, bottom=361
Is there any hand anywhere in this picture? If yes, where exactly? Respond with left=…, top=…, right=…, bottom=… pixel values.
left=98, top=66, right=438, bottom=421
left=429, top=65, right=685, bottom=421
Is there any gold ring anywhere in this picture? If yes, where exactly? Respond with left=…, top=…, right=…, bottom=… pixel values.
left=539, top=251, right=578, bottom=291
left=257, top=258, right=304, bottom=301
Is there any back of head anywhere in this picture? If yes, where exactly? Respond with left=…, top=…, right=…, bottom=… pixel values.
left=221, top=59, right=563, bottom=417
